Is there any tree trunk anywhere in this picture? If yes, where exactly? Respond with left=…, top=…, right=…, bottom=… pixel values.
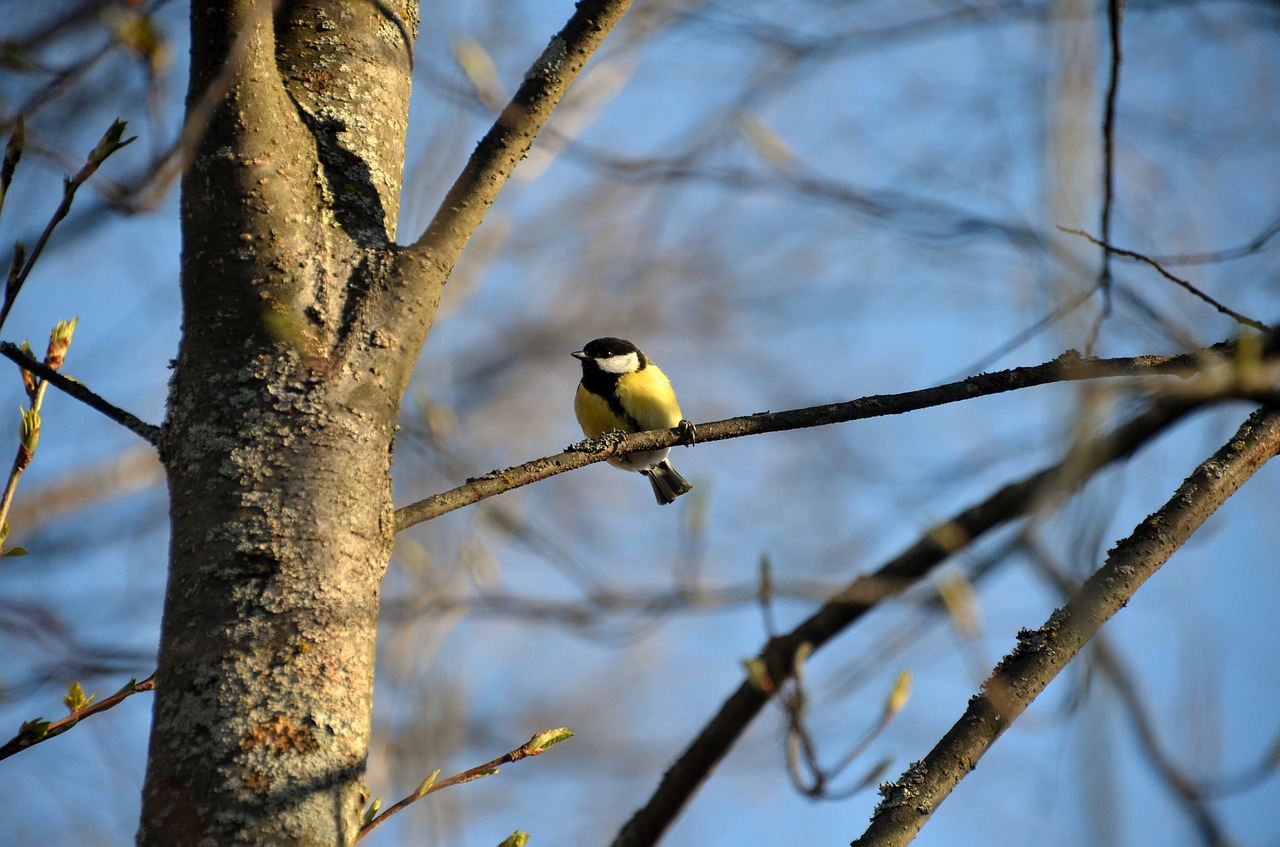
left=138, top=1, right=424, bottom=843
left=137, top=0, right=630, bottom=839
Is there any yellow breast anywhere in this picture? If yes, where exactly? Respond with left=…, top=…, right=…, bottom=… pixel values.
left=615, top=363, right=683, bottom=430
left=574, top=384, right=620, bottom=438
left=574, top=362, right=682, bottom=436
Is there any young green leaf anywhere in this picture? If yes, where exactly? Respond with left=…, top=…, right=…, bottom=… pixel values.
left=18, top=718, right=50, bottom=742
left=416, top=769, right=441, bottom=797
left=88, top=119, right=137, bottom=167
left=360, top=797, right=381, bottom=827
left=19, top=405, right=40, bottom=461
left=45, top=317, right=78, bottom=370
left=527, top=727, right=573, bottom=754
left=64, top=681, right=96, bottom=713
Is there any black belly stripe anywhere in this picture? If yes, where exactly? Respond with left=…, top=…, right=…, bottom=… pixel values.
left=581, top=365, right=645, bottom=432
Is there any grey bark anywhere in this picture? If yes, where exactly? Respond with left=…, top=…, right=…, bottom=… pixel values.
left=139, top=1, right=420, bottom=843
left=137, top=0, right=633, bottom=842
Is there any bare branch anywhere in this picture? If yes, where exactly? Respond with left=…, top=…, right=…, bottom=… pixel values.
left=406, top=0, right=635, bottom=269
left=1021, top=540, right=1231, bottom=847
left=0, top=341, right=162, bottom=446
left=1151, top=214, right=1280, bottom=266
left=851, top=405, right=1280, bottom=847
left=1090, top=0, right=1126, bottom=352
left=395, top=344, right=1243, bottom=530
left=0, top=120, right=135, bottom=333
left=609, top=398, right=1196, bottom=847
left=1062, top=228, right=1270, bottom=332
left=356, top=729, right=573, bottom=841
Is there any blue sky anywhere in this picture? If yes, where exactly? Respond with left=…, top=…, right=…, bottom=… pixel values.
left=1, top=1, right=1278, bottom=845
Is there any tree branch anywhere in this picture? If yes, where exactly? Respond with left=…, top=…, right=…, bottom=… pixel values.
left=850, top=404, right=1280, bottom=847
left=404, top=0, right=635, bottom=268
left=356, top=729, right=573, bottom=842
left=1150, top=213, right=1280, bottom=266
left=609, top=399, right=1198, bottom=847
left=608, top=397, right=1196, bottom=847
left=0, top=673, right=155, bottom=761
left=1090, top=0, right=1125, bottom=350
left=0, top=120, right=135, bottom=334
left=1020, top=540, right=1230, bottom=847
left=395, top=343, right=1244, bottom=531
left=0, top=341, right=162, bottom=446
left=1062, top=227, right=1270, bottom=332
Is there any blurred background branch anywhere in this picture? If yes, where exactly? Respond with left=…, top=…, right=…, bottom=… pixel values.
left=1, top=1, right=1277, bottom=845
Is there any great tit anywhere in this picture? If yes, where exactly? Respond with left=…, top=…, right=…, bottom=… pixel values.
left=572, top=337, right=693, bottom=505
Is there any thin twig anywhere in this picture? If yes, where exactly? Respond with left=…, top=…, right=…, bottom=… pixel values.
left=0, top=117, right=24, bottom=221
left=1062, top=228, right=1270, bottom=332
left=0, top=673, right=156, bottom=761
left=0, top=120, right=134, bottom=333
left=0, top=341, right=163, bottom=446
left=0, top=369, right=42, bottom=539
left=0, top=320, right=78, bottom=543
left=1088, top=0, right=1125, bottom=353
left=1150, top=214, right=1280, bottom=266
left=0, top=408, right=37, bottom=541
left=781, top=661, right=908, bottom=801
left=356, top=729, right=572, bottom=841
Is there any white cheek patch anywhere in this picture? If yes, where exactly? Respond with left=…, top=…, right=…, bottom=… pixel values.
left=596, top=352, right=640, bottom=374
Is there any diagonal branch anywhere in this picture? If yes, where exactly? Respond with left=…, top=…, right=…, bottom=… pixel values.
left=1021, top=540, right=1230, bottom=847
left=404, top=0, right=634, bottom=270
left=356, top=729, right=573, bottom=842
left=0, top=673, right=155, bottom=761
left=0, top=342, right=162, bottom=446
left=1150, top=214, right=1280, bottom=266
left=0, top=120, right=135, bottom=334
left=395, top=343, right=1248, bottom=530
left=377, top=0, right=637, bottom=378
left=1062, top=227, right=1269, bottom=332
left=609, top=398, right=1197, bottom=847
left=850, top=404, right=1280, bottom=847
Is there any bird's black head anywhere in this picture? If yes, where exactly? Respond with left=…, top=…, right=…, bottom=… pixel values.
left=578, top=337, right=639, bottom=359
left=572, top=337, right=647, bottom=376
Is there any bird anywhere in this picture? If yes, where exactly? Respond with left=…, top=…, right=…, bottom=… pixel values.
left=572, top=337, right=693, bottom=505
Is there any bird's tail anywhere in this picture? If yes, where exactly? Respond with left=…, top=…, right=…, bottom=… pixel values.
left=644, top=459, right=692, bottom=505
